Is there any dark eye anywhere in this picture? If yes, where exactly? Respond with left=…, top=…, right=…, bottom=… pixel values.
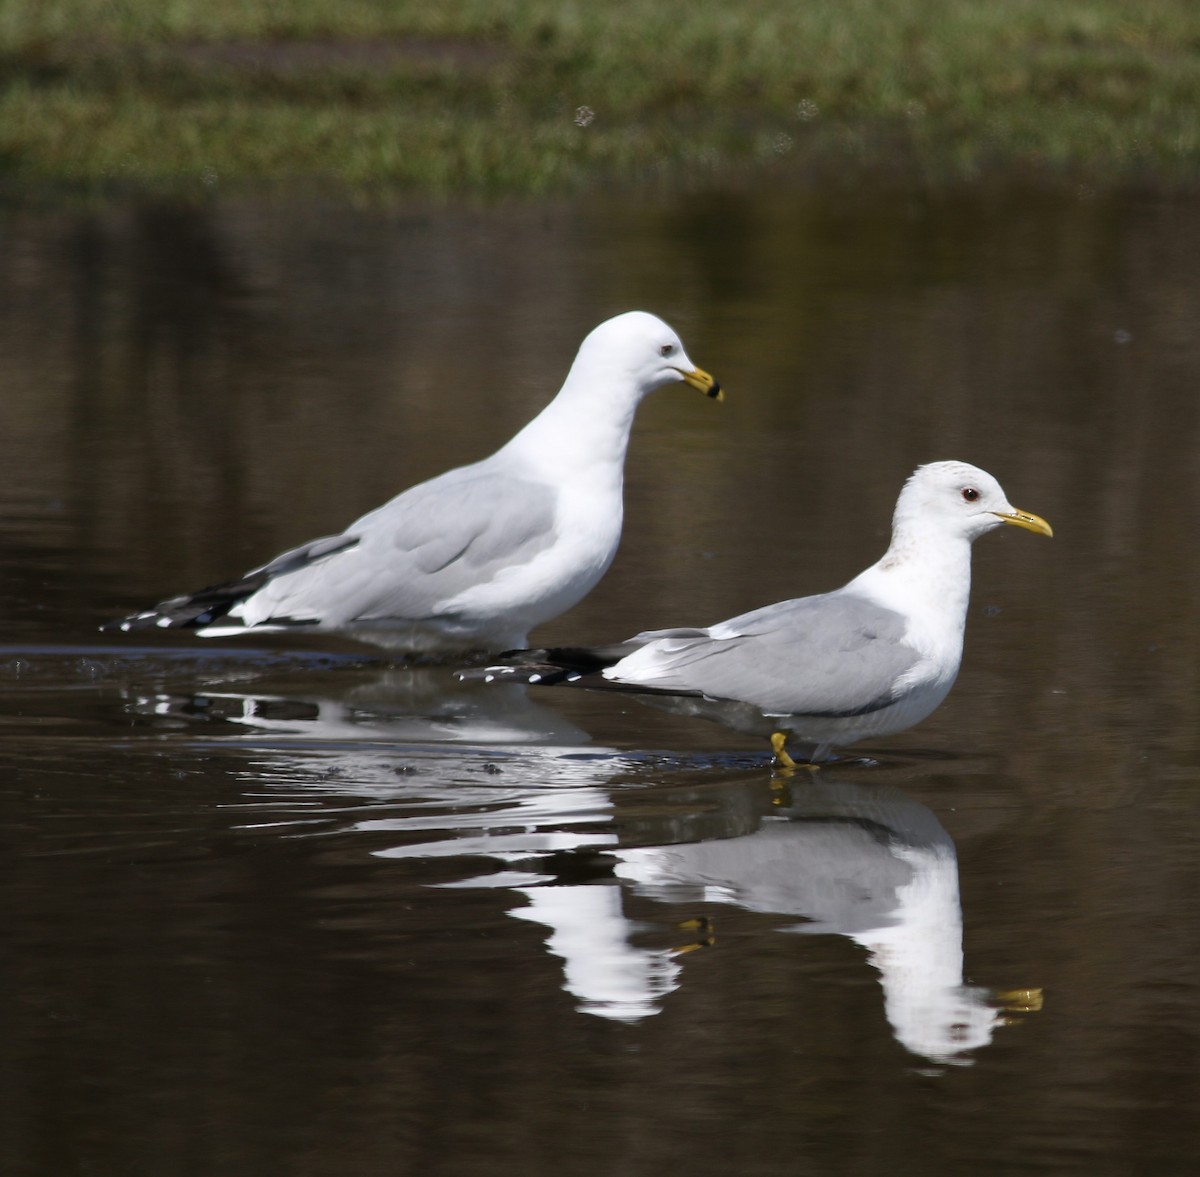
left=659, top=343, right=674, bottom=357
left=962, top=487, right=980, bottom=502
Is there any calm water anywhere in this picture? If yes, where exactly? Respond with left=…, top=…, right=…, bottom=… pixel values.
left=1, top=183, right=1198, bottom=1176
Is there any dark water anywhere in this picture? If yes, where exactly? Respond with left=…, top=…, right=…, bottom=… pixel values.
left=1, top=183, right=1198, bottom=1176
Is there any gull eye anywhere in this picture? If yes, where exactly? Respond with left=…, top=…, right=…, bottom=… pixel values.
left=961, top=487, right=980, bottom=502
left=659, top=343, right=675, bottom=357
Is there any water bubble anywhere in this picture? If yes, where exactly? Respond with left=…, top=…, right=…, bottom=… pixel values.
left=904, top=101, right=925, bottom=119
left=772, top=132, right=794, bottom=155
left=796, top=99, right=819, bottom=121
left=201, top=166, right=218, bottom=187
left=574, top=105, right=595, bottom=127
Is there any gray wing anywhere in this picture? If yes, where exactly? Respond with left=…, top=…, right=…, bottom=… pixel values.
left=246, top=467, right=559, bottom=624
left=610, top=591, right=921, bottom=717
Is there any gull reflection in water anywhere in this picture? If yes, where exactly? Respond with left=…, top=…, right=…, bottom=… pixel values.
left=126, top=664, right=592, bottom=747
left=131, top=658, right=1039, bottom=1064
left=425, top=778, right=1041, bottom=1066
left=127, top=662, right=629, bottom=802
left=510, top=883, right=687, bottom=1022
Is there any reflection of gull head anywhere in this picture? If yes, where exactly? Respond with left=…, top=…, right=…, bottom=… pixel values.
left=847, top=841, right=998, bottom=1064
left=512, top=885, right=682, bottom=1022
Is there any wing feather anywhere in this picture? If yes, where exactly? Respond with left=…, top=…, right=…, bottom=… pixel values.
left=241, top=468, right=559, bottom=626
left=608, top=592, right=922, bottom=717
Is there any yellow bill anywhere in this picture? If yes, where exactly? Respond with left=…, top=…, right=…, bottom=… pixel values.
left=995, top=508, right=1053, bottom=537
left=678, top=366, right=723, bottom=402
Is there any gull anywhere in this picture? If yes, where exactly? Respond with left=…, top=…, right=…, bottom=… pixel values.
left=470, top=461, right=1051, bottom=765
left=104, top=311, right=721, bottom=657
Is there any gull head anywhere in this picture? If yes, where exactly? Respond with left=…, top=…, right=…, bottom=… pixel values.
left=894, top=461, right=1053, bottom=544
left=575, top=311, right=722, bottom=401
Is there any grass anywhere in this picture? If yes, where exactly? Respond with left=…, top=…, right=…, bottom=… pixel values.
left=2, top=0, right=1199, bottom=194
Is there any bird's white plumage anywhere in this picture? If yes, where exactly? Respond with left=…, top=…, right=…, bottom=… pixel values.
left=109, top=311, right=718, bottom=655
left=480, top=461, right=1050, bottom=761
left=602, top=461, right=1050, bottom=756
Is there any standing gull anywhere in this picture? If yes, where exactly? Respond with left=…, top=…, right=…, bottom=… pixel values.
left=105, top=311, right=721, bottom=656
left=471, top=461, right=1051, bottom=765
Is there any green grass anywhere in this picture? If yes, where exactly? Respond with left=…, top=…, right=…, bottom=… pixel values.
left=3, top=0, right=1199, bottom=193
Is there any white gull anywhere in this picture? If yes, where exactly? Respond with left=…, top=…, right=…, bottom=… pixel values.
left=471, top=461, right=1051, bottom=765
left=105, top=311, right=720, bottom=657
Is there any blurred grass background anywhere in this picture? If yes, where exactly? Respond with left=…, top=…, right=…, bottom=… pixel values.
left=2, top=0, right=1198, bottom=193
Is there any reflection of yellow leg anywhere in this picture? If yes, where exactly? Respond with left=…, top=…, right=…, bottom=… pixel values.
left=770, top=731, right=797, bottom=770
left=673, top=916, right=715, bottom=955
left=995, top=988, right=1044, bottom=1013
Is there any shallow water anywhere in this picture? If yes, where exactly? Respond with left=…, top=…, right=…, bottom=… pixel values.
left=1, top=183, right=1198, bottom=1176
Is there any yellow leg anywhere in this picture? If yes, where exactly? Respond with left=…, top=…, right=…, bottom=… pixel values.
left=770, top=732, right=822, bottom=785
left=770, top=731, right=798, bottom=770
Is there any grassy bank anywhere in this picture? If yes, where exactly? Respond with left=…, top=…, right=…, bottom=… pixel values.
left=3, top=0, right=1199, bottom=193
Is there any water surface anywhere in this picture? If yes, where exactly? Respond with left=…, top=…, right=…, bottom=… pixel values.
left=1, top=182, right=1197, bottom=1176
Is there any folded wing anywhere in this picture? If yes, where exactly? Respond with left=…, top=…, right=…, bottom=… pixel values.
left=608, top=592, right=922, bottom=718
